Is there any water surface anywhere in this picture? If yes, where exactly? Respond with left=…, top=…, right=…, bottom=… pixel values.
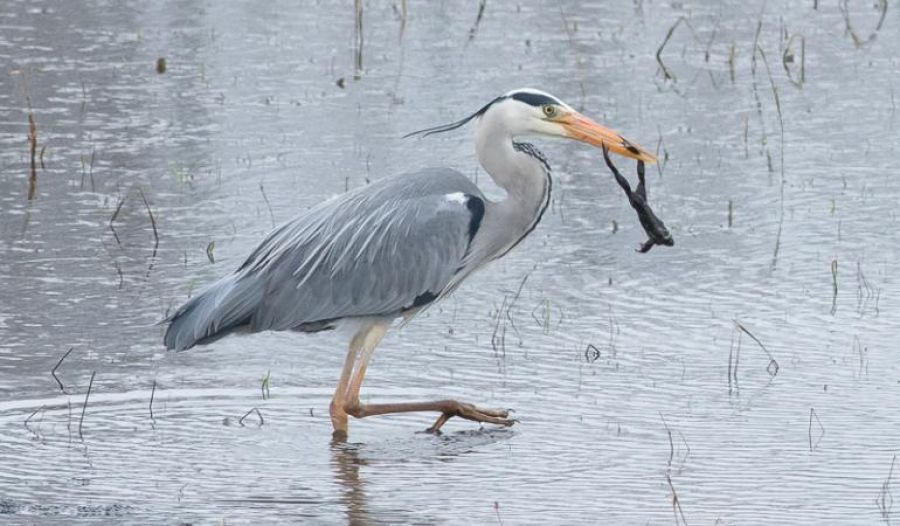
left=1, top=1, right=899, bottom=524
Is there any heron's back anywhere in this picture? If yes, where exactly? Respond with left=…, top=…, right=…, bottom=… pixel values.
left=164, top=168, right=486, bottom=350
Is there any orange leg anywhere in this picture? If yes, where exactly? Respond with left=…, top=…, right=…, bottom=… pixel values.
left=330, top=321, right=515, bottom=441
left=329, top=337, right=361, bottom=441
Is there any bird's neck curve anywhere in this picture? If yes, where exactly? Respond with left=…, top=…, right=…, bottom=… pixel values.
left=473, top=110, right=551, bottom=255
left=475, top=109, right=549, bottom=200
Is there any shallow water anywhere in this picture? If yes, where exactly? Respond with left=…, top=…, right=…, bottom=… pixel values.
left=1, top=0, right=899, bottom=524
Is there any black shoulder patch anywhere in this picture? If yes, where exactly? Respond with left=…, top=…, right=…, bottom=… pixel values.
left=509, top=91, right=561, bottom=108
left=410, top=291, right=438, bottom=308
left=465, top=195, right=485, bottom=243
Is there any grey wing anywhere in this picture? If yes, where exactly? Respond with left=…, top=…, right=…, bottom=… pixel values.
left=164, top=168, right=486, bottom=350
left=240, top=169, right=484, bottom=331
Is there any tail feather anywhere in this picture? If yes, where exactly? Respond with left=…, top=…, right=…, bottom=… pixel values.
left=163, top=275, right=263, bottom=351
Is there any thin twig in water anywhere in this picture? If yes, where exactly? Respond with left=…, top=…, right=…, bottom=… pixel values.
left=808, top=407, right=824, bottom=451
left=51, top=347, right=74, bottom=392
left=831, top=259, right=839, bottom=315
left=852, top=335, right=868, bottom=379
left=666, top=473, right=689, bottom=525
left=138, top=189, right=160, bottom=277
left=660, top=412, right=691, bottom=475
left=654, top=125, right=670, bottom=178
left=558, top=2, right=574, bottom=45
left=79, top=371, right=96, bottom=440
left=353, top=0, right=364, bottom=77
left=733, top=320, right=779, bottom=376
left=504, top=272, right=530, bottom=342
left=88, top=148, right=96, bottom=192
left=27, top=111, right=37, bottom=200
left=24, top=405, right=45, bottom=440
left=585, top=344, right=600, bottom=363
left=491, top=296, right=508, bottom=357
left=149, top=379, right=157, bottom=424
left=531, top=298, right=561, bottom=334
left=660, top=412, right=675, bottom=470
left=239, top=407, right=264, bottom=427
left=113, top=259, right=124, bottom=289
left=656, top=17, right=686, bottom=83
left=468, top=0, right=487, bottom=41
left=728, top=327, right=742, bottom=392
left=259, top=183, right=276, bottom=228
left=108, top=195, right=126, bottom=246
left=877, top=455, right=895, bottom=521
left=748, top=20, right=768, bottom=157
left=782, top=34, right=806, bottom=87
left=261, top=370, right=271, bottom=400
left=138, top=189, right=159, bottom=255
left=398, top=0, right=407, bottom=40
left=839, top=0, right=888, bottom=48
left=727, top=329, right=734, bottom=392
left=727, top=43, right=736, bottom=84
left=66, top=399, right=72, bottom=443
left=756, top=45, right=786, bottom=270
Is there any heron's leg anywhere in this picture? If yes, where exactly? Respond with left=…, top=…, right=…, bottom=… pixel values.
left=338, top=322, right=515, bottom=435
left=330, top=322, right=390, bottom=442
left=330, top=338, right=362, bottom=441
left=344, top=323, right=389, bottom=405
left=345, top=399, right=514, bottom=433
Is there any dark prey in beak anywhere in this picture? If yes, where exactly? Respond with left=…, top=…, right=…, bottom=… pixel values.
left=602, top=145, right=674, bottom=253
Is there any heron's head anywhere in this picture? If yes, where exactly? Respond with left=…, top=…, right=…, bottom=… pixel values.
left=406, top=88, right=656, bottom=163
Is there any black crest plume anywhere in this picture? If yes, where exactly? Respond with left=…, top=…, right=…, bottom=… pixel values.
left=403, top=96, right=505, bottom=139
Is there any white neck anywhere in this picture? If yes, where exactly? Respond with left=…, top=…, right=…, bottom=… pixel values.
left=472, top=107, right=551, bottom=259
left=476, top=110, right=546, bottom=199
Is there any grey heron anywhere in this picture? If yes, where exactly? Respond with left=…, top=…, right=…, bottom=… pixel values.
left=164, top=88, right=656, bottom=441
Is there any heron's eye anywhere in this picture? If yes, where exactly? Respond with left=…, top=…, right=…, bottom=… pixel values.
left=542, top=105, right=557, bottom=118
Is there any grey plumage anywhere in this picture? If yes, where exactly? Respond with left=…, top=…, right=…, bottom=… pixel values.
left=163, top=89, right=581, bottom=359
left=164, top=168, right=487, bottom=351
left=161, top=87, right=658, bottom=439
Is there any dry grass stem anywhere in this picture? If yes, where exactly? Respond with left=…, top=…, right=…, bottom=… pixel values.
left=78, top=371, right=96, bottom=440
left=51, top=347, right=74, bottom=392
left=808, top=407, right=824, bottom=451
left=733, top=320, right=779, bottom=376
left=840, top=0, right=888, bottom=48
left=831, top=259, right=839, bottom=315
left=877, top=455, right=895, bottom=521
left=239, top=407, right=265, bottom=427
left=149, top=379, right=157, bottom=424
left=468, top=0, right=487, bottom=41
left=259, top=183, right=276, bottom=228
left=27, top=112, right=37, bottom=200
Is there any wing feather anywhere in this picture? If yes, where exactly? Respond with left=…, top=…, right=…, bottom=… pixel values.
left=242, top=169, right=483, bottom=331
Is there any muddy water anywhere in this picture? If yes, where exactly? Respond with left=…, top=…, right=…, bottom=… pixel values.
left=1, top=1, right=899, bottom=524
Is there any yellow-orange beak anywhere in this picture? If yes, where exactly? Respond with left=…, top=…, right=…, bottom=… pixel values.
left=559, top=112, right=657, bottom=164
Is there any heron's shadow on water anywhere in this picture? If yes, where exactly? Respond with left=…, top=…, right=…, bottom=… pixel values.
left=331, top=427, right=516, bottom=525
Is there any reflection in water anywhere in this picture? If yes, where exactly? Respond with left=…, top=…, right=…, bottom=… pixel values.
left=329, top=428, right=517, bottom=525
left=331, top=442, right=372, bottom=526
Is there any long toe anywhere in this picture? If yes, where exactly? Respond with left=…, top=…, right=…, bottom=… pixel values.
left=455, top=402, right=515, bottom=425
left=470, top=405, right=510, bottom=418
left=425, top=401, right=517, bottom=434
